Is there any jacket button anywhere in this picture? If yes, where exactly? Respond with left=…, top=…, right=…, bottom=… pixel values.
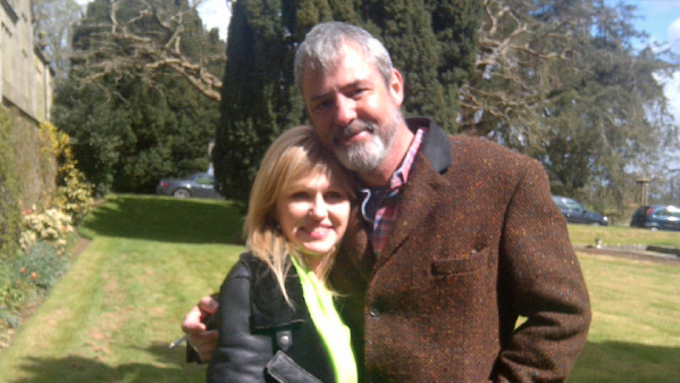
left=279, top=334, right=291, bottom=347
left=369, top=306, right=379, bottom=318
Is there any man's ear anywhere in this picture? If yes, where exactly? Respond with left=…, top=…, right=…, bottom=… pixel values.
left=389, top=68, right=405, bottom=107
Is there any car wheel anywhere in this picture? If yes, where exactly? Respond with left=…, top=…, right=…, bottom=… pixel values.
left=591, top=222, right=601, bottom=227
left=650, top=226, right=659, bottom=232
left=173, top=188, right=191, bottom=198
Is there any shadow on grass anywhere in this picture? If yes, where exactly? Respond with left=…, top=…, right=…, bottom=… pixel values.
left=6, top=341, right=679, bottom=382
left=80, top=195, right=245, bottom=245
left=6, top=342, right=205, bottom=383
left=570, top=341, right=680, bottom=383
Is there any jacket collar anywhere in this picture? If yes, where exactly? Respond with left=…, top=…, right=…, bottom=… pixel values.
left=405, top=117, right=452, bottom=174
left=244, top=254, right=307, bottom=330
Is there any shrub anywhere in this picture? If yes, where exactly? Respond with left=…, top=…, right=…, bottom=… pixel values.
left=1, top=229, right=74, bottom=331
left=39, top=122, right=94, bottom=224
left=19, top=208, right=74, bottom=256
left=0, top=107, right=22, bottom=259
left=14, top=243, right=70, bottom=291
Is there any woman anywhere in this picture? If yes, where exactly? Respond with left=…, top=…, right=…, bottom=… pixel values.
left=207, top=125, right=358, bottom=383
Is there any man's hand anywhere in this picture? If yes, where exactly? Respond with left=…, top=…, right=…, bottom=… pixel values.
left=182, top=295, right=219, bottom=362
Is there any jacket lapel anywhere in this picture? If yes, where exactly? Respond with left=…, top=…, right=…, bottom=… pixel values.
left=376, top=151, right=448, bottom=268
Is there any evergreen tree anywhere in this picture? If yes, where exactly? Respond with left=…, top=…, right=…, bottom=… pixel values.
left=366, top=0, right=447, bottom=128
left=213, top=0, right=304, bottom=201
left=213, top=0, right=482, bottom=200
left=54, top=0, right=224, bottom=194
left=426, top=0, right=482, bottom=133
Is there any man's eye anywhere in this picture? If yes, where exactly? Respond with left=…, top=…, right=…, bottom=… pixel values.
left=351, top=89, right=366, bottom=98
left=314, top=100, right=333, bottom=111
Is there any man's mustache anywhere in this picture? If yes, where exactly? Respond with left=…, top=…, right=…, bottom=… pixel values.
left=331, top=119, right=377, bottom=145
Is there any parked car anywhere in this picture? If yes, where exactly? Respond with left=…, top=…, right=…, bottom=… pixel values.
left=551, top=196, right=609, bottom=226
left=630, top=205, right=680, bottom=231
left=156, top=173, right=221, bottom=199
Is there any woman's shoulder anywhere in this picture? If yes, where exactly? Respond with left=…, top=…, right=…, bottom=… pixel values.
left=236, top=251, right=276, bottom=279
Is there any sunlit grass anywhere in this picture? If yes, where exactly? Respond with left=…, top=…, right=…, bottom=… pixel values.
left=567, top=224, right=680, bottom=248
left=570, top=252, right=680, bottom=382
left=0, top=196, right=678, bottom=382
left=0, top=195, right=244, bottom=382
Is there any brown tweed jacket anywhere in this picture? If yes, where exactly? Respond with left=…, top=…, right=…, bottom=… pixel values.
left=330, top=118, right=591, bottom=383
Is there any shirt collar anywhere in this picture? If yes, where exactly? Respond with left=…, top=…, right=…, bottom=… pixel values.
left=359, top=127, right=428, bottom=223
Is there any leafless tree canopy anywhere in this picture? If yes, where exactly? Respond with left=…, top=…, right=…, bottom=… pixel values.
left=73, top=0, right=227, bottom=101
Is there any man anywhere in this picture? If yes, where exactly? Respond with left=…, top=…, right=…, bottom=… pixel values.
left=183, top=22, right=591, bottom=382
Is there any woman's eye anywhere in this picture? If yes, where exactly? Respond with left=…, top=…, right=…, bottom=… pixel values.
left=291, top=191, right=309, bottom=199
left=325, top=191, right=346, bottom=201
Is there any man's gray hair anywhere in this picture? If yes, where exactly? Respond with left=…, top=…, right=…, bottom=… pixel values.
left=294, top=22, right=394, bottom=95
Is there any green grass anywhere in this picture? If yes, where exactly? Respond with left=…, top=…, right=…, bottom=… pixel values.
left=0, top=195, right=678, bottom=382
left=567, top=224, right=680, bottom=248
left=570, top=252, right=680, bottom=382
left=0, top=195, right=245, bottom=382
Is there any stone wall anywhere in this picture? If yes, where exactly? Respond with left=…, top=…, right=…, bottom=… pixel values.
left=0, top=0, right=56, bottom=209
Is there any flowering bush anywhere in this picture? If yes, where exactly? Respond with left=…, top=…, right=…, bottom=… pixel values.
left=39, top=122, right=94, bottom=224
left=19, top=208, right=74, bottom=255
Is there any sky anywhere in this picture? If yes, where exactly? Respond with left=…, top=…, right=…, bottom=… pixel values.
left=603, top=0, right=680, bottom=128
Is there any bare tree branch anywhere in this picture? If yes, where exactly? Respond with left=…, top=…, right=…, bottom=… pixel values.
left=72, top=0, right=226, bottom=102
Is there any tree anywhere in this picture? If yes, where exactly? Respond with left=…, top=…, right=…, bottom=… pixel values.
left=212, top=0, right=302, bottom=201
left=458, top=0, right=677, bottom=217
left=53, top=0, right=225, bottom=194
left=213, top=0, right=482, bottom=201
left=70, top=0, right=225, bottom=101
left=32, top=0, right=83, bottom=80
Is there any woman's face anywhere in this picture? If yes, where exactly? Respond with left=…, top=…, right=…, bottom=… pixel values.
left=276, top=171, right=351, bottom=262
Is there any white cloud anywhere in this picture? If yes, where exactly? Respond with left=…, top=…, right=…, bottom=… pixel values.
left=669, top=17, right=680, bottom=53
left=666, top=73, right=680, bottom=120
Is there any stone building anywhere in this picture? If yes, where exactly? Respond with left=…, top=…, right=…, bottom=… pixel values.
left=1, top=0, right=56, bottom=207
left=1, top=0, right=53, bottom=121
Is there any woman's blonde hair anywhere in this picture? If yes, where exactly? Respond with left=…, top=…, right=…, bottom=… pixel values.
left=244, top=125, right=354, bottom=303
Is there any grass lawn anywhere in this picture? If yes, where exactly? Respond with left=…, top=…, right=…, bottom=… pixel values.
left=0, top=195, right=678, bottom=382
left=570, top=252, right=680, bottom=382
left=0, top=195, right=245, bottom=382
left=567, top=223, right=680, bottom=248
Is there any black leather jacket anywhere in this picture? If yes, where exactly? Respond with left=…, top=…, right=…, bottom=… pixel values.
left=207, top=253, right=335, bottom=383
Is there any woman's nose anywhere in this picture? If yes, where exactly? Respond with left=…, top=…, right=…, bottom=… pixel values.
left=309, top=194, right=328, bottom=218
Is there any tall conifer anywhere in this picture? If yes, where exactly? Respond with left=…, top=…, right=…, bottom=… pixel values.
left=214, top=0, right=482, bottom=200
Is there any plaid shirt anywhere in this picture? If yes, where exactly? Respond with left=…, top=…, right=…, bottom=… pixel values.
left=360, top=127, right=428, bottom=255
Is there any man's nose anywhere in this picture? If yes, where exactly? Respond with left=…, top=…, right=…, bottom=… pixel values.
left=334, top=96, right=356, bottom=126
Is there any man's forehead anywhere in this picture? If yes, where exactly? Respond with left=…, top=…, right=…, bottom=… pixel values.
left=304, top=42, right=367, bottom=75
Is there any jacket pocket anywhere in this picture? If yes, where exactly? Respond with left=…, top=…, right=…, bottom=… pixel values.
left=431, top=248, right=488, bottom=275
left=266, top=351, right=323, bottom=383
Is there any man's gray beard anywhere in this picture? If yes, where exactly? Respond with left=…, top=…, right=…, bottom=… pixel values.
left=333, top=118, right=397, bottom=173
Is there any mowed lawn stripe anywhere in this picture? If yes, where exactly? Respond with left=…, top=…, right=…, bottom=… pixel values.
left=0, top=195, right=244, bottom=382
